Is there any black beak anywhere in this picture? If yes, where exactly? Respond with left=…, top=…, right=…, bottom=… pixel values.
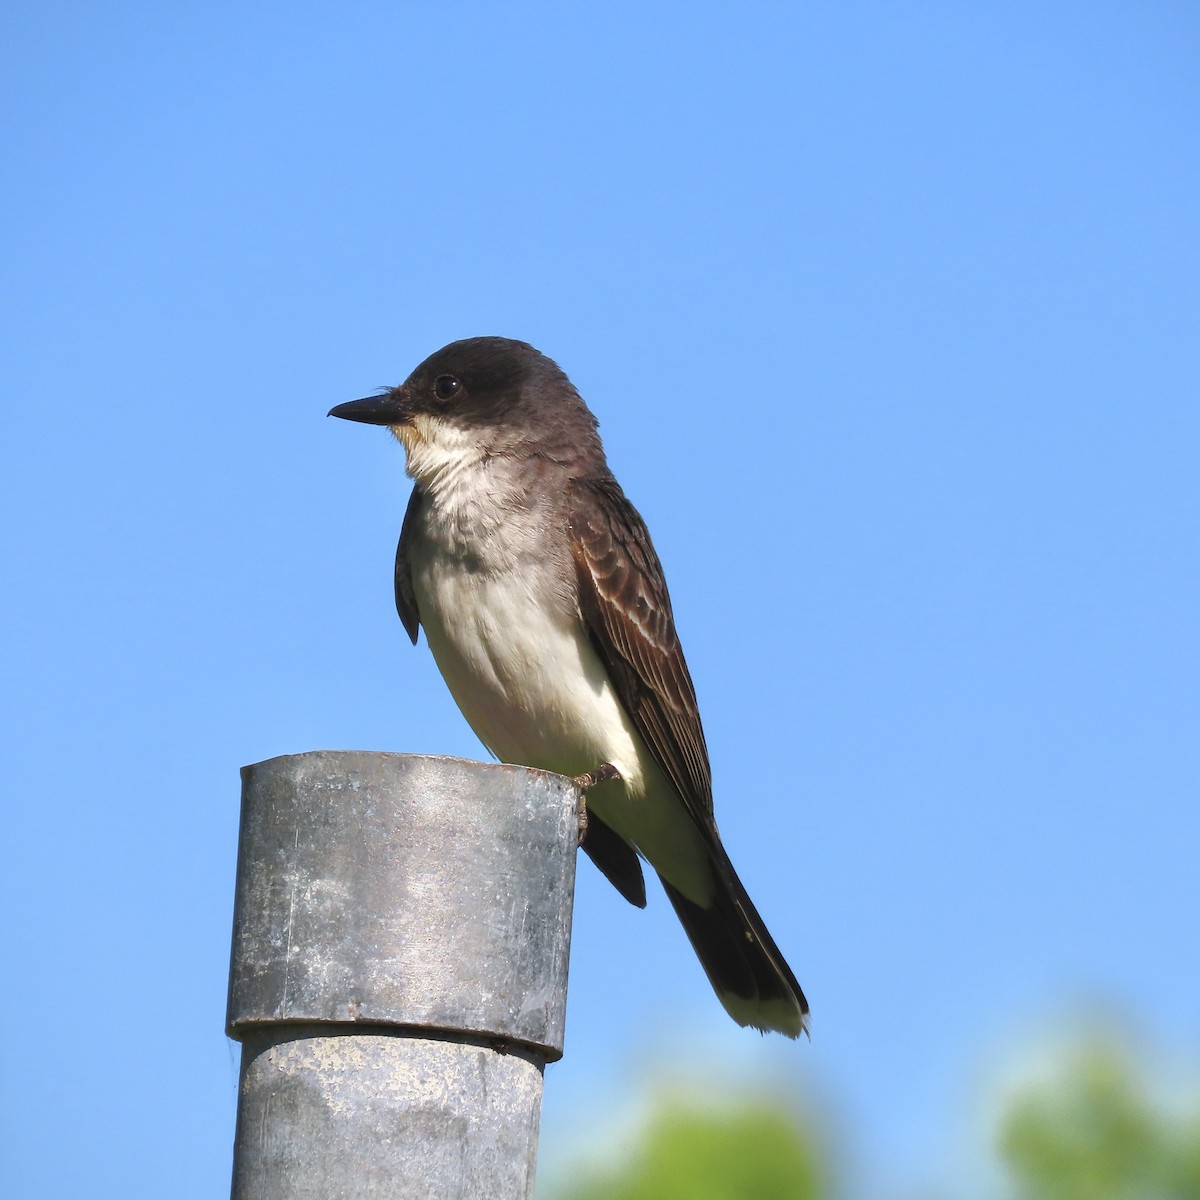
left=328, top=389, right=410, bottom=425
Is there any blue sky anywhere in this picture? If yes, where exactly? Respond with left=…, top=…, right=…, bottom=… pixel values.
left=2, top=3, right=1197, bottom=1195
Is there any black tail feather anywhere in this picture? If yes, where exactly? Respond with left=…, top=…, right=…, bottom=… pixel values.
left=660, top=846, right=809, bottom=1037
left=581, top=811, right=647, bottom=908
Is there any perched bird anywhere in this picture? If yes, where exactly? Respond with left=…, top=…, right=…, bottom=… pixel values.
left=330, top=337, right=809, bottom=1037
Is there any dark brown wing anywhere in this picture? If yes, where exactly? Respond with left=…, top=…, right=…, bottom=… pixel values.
left=573, top=479, right=809, bottom=1035
left=394, top=485, right=424, bottom=644
left=568, top=476, right=714, bottom=827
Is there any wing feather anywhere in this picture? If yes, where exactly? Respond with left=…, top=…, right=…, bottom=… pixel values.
left=568, top=477, right=714, bottom=826
left=394, top=485, right=424, bottom=644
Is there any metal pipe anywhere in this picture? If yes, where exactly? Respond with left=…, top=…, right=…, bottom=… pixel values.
left=226, top=751, right=579, bottom=1199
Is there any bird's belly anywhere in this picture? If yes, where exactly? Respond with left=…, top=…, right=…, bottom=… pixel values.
left=416, top=563, right=636, bottom=776
left=412, top=560, right=712, bottom=899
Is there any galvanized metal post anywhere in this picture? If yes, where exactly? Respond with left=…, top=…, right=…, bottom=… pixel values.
left=226, top=751, right=579, bottom=1200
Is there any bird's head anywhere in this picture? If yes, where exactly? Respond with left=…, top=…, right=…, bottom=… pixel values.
left=330, top=336, right=602, bottom=488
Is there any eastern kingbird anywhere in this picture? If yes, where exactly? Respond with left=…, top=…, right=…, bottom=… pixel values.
left=330, top=337, right=809, bottom=1037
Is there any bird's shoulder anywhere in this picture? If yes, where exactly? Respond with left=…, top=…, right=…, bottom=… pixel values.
left=566, top=474, right=678, bottom=646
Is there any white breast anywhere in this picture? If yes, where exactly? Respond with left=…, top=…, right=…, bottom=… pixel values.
left=408, top=478, right=712, bottom=901
left=414, top=554, right=634, bottom=774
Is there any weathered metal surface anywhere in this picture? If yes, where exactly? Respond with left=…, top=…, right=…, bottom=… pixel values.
left=227, top=751, right=578, bottom=1057
left=230, top=1028, right=546, bottom=1200
left=226, top=751, right=580, bottom=1200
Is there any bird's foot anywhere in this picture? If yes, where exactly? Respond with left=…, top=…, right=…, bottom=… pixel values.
left=574, top=762, right=621, bottom=792
left=572, top=763, right=621, bottom=846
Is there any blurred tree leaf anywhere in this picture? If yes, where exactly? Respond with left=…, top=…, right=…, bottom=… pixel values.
left=998, top=1041, right=1200, bottom=1200
left=546, top=1095, right=825, bottom=1200
left=544, top=1034, right=1200, bottom=1199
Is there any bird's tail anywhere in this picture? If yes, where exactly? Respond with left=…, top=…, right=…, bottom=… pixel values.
left=660, top=845, right=810, bottom=1038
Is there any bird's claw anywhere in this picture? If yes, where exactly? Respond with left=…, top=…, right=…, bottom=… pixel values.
left=573, top=763, right=621, bottom=846
left=573, top=762, right=621, bottom=792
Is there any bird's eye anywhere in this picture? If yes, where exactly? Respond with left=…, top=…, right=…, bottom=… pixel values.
left=434, top=375, right=461, bottom=401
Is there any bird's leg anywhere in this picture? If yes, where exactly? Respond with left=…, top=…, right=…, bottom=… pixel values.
left=574, top=762, right=621, bottom=792
left=572, top=762, right=621, bottom=846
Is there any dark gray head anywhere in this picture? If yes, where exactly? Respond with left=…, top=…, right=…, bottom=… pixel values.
left=330, top=337, right=606, bottom=486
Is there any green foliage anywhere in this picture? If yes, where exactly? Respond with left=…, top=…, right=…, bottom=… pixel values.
left=544, top=1036, right=1200, bottom=1200
left=548, top=1095, right=823, bottom=1200
left=998, top=1042, right=1200, bottom=1200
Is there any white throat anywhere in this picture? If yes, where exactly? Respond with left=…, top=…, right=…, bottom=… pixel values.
left=394, top=414, right=489, bottom=494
